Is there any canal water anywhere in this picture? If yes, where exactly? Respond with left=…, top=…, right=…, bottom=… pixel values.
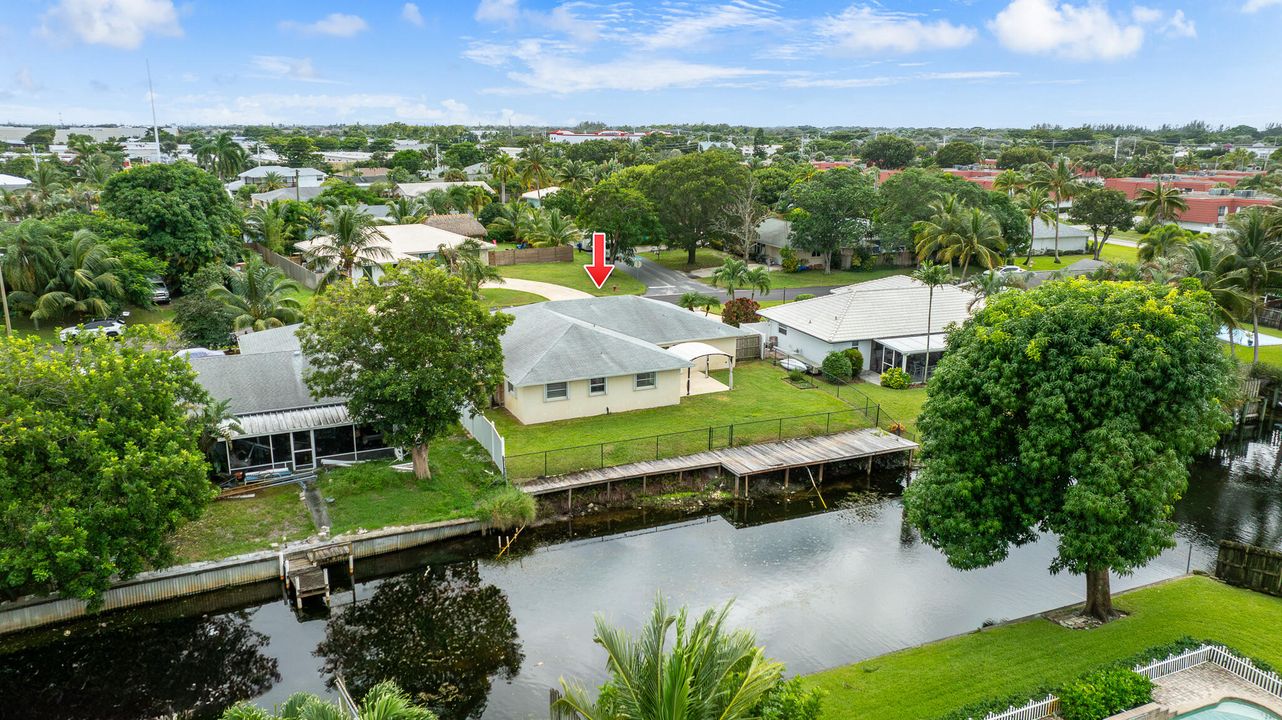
left=4, top=425, right=1281, bottom=720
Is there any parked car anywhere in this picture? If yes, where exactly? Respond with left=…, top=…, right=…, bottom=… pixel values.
left=995, top=265, right=1030, bottom=276
left=150, top=278, right=171, bottom=303
left=59, top=318, right=127, bottom=342
left=173, top=347, right=225, bottom=360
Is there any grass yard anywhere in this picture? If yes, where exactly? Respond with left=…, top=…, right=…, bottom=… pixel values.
left=1228, top=324, right=1282, bottom=368
left=490, top=362, right=856, bottom=458
left=1018, top=241, right=1139, bottom=271
left=498, top=254, right=646, bottom=296
left=168, top=485, right=314, bottom=564
left=642, top=247, right=732, bottom=272
left=844, top=382, right=929, bottom=434
left=481, top=287, right=545, bottom=308
left=806, top=576, right=1282, bottom=720
left=739, top=266, right=913, bottom=290
left=322, top=431, right=507, bottom=535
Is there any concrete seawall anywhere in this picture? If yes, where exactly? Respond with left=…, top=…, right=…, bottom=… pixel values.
left=0, top=518, right=487, bottom=636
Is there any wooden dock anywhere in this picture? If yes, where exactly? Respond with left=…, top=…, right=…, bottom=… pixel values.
left=520, top=428, right=918, bottom=499
left=281, top=542, right=353, bottom=609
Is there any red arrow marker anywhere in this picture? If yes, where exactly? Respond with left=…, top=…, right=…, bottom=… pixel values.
left=583, top=231, right=615, bottom=289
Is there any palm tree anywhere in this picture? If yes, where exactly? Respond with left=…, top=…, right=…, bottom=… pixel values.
left=1137, top=223, right=1190, bottom=262
left=992, top=169, right=1026, bottom=197
left=951, top=207, right=1005, bottom=276
left=28, top=229, right=124, bottom=326
left=914, top=194, right=965, bottom=268
left=710, top=257, right=750, bottom=299
left=964, top=269, right=1007, bottom=311
left=261, top=171, right=286, bottom=192
left=1136, top=179, right=1188, bottom=225
left=208, top=256, right=304, bottom=331
left=529, top=208, right=583, bottom=248
left=385, top=197, right=427, bottom=225
left=555, top=598, right=784, bottom=720
left=219, top=680, right=434, bottom=720
left=488, top=155, right=518, bottom=204
left=195, top=132, right=249, bottom=180
left=1225, top=207, right=1282, bottom=363
left=435, top=238, right=500, bottom=299
left=446, top=184, right=473, bottom=213
left=305, top=205, right=393, bottom=289
left=1184, top=239, right=1249, bottom=354
left=678, top=291, right=720, bottom=316
left=29, top=162, right=66, bottom=203
left=465, top=185, right=493, bottom=215
left=1029, top=158, right=1080, bottom=263
left=245, top=203, right=298, bottom=253
left=519, top=144, right=553, bottom=200
left=1016, top=187, right=1056, bottom=266
left=912, top=261, right=953, bottom=381
left=421, top=189, right=452, bottom=215
left=558, top=159, right=592, bottom=191
left=745, top=266, right=773, bottom=299
left=489, top=202, right=539, bottom=246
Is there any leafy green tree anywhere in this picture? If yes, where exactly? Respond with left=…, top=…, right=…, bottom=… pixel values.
left=22, top=127, right=55, bottom=148
left=100, top=162, right=242, bottom=279
left=0, top=329, right=215, bottom=605
left=935, top=141, right=981, bottom=168
left=555, top=598, right=787, bottom=720
left=173, top=289, right=236, bottom=349
left=1068, top=188, right=1135, bottom=260
left=443, top=141, right=484, bottom=169
left=859, top=134, right=916, bottom=169
left=389, top=149, right=428, bottom=176
left=642, top=151, right=750, bottom=265
left=751, top=165, right=805, bottom=208
left=783, top=168, right=876, bottom=272
left=220, top=680, right=436, bottom=720
left=905, top=279, right=1234, bottom=621
left=578, top=177, right=664, bottom=263
left=274, top=136, right=321, bottom=168
left=208, top=256, right=304, bottom=332
left=299, top=263, right=510, bottom=480
left=997, top=145, right=1052, bottom=169
left=874, top=169, right=991, bottom=251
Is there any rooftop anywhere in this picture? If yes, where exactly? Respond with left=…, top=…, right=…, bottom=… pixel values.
left=396, top=180, right=495, bottom=197
left=189, top=349, right=337, bottom=416
left=755, top=217, right=791, bottom=249
left=296, top=223, right=494, bottom=262
left=250, top=186, right=326, bottom=203
left=421, top=213, right=488, bottom=237
left=760, top=275, right=975, bottom=343
left=536, top=295, right=753, bottom=345
left=239, top=165, right=326, bottom=179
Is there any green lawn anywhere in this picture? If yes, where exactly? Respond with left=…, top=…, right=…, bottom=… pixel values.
left=806, top=576, right=1282, bottom=720
left=322, top=432, right=507, bottom=535
left=730, top=266, right=913, bottom=290
left=168, top=485, right=314, bottom=564
left=1228, top=324, right=1282, bottom=367
left=1019, top=242, right=1139, bottom=271
left=481, top=287, right=545, bottom=308
left=498, top=254, right=647, bottom=296
left=491, top=362, right=857, bottom=466
left=642, top=248, right=732, bottom=272
left=843, top=382, right=929, bottom=435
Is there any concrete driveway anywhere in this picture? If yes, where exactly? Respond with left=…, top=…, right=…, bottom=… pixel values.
left=482, top=277, right=592, bottom=300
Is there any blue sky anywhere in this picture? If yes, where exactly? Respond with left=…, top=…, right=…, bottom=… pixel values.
left=1, top=0, right=1280, bottom=128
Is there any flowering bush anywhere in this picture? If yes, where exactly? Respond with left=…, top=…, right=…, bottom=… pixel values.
left=880, top=367, right=911, bottom=390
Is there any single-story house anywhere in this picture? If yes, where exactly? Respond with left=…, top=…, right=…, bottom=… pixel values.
left=344, top=167, right=390, bottom=183
left=396, top=180, right=494, bottom=198
left=499, top=296, right=754, bottom=424
left=757, top=275, right=975, bottom=382
left=521, top=186, right=560, bottom=207
left=295, top=224, right=495, bottom=283
left=421, top=213, right=488, bottom=238
left=1031, top=218, right=1089, bottom=254
left=751, top=217, right=833, bottom=270
left=0, top=173, right=30, bottom=191
left=237, top=165, right=326, bottom=188
left=189, top=324, right=393, bottom=477
left=249, top=185, right=326, bottom=206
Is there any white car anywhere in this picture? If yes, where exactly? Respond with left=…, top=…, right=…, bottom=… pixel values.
left=59, top=319, right=126, bottom=342
left=995, top=265, right=1030, bottom=275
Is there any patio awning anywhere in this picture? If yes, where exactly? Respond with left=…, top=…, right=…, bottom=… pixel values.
left=667, top=341, right=732, bottom=362
left=875, top=333, right=949, bottom=356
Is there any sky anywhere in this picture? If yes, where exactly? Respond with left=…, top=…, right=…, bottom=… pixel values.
left=0, top=0, right=1280, bottom=129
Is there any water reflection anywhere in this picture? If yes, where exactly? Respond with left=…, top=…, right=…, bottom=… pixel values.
left=1180, top=423, right=1282, bottom=550
left=316, top=562, right=523, bottom=720
left=0, top=610, right=278, bottom=720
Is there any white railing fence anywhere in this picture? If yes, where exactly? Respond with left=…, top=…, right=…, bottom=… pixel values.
left=973, top=644, right=1281, bottom=720
left=461, top=404, right=505, bottom=477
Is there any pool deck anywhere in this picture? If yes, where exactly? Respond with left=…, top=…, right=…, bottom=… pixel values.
left=1111, top=664, right=1282, bottom=719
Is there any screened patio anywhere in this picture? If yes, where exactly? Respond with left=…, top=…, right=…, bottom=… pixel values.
left=870, top=333, right=947, bottom=384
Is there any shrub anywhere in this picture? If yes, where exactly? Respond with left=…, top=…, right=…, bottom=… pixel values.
left=822, top=351, right=853, bottom=381
left=787, top=369, right=805, bottom=383
left=754, top=676, right=823, bottom=720
left=1057, top=669, right=1152, bottom=720
left=794, top=293, right=815, bottom=301
left=780, top=246, right=800, bottom=273
left=880, top=367, right=911, bottom=389
left=475, top=487, right=536, bottom=530
left=722, top=297, right=761, bottom=327
left=843, top=347, right=864, bottom=372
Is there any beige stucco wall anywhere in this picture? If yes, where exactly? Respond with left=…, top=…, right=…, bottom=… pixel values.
left=504, top=369, right=683, bottom=424
left=659, top=335, right=739, bottom=371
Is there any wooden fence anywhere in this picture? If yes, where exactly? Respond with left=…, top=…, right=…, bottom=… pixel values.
left=1216, top=540, right=1282, bottom=597
left=250, top=242, right=325, bottom=290
left=489, top=245, right=573, bottom=266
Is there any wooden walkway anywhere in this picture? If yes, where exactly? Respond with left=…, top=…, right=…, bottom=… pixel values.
left=520, top=428, right=918, bottom=497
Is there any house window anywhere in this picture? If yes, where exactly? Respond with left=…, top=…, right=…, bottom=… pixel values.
left=635, top=372, right=656, bottom=390
left=778, top=325, right=788, bottom=336
left=589, top=377, right=606, bottom=395
left=545, top=382, right=568, bottom=401
left=506, top=381, right=514, bottom=392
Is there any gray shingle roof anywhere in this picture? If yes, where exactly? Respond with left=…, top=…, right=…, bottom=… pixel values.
left=1033, top=219, right=1089, bottom=240
left=502, top=304, right=692, bottom=387
left=236, top=324, right=303, bottom=355
left=189, top=350, right=338, bottom=415
left=755, top=217, right=792, bottom=249
left=538, top=296, right=752, bottom=345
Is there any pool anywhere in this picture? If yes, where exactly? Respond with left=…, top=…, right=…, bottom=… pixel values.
left=1178, top=700, right=1282, bottom=719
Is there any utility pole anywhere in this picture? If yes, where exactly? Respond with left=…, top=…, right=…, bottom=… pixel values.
left=1114, top=136, right=1120, bottom=161
left=295, top=168, right=301, bottom=201
left=146, top=59, right=162, bottom=164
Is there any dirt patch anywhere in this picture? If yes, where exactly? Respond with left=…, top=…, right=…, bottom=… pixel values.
left=1045, top=607, right=1130, bottom=629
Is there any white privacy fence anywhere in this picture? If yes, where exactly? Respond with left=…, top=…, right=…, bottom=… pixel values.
left=975, top=644, right=1282, bottom=720
left=461, top=404, right=505, bottom=477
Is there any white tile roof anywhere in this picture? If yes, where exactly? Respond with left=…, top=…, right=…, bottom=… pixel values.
left=296, top=224, right=494, bottom=263
left=396, top=180, right=494, bottom=197
left=759, top=275, right=975, bottom=343
left=239, top=165, right=326, bottom=179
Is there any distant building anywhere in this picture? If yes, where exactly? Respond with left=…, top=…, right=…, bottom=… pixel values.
left=1031, top=218, right=1089, bottom=254
left=547, top=129, right=665, bottom=144
left=295, top=224, right=494, bottom=283
left=395, top=180, right=494, bottom=197
left=250, top=186, right=326, bottom=206
left=521, top=186, right=560, bottom=207
left=0, top=173, right=30, bottom=190
left=237, top=165, right=326, bottom=189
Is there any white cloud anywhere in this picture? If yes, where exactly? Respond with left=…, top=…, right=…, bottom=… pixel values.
left=1131, top=6, right=1163, bottom=23
left=819, top=5, right=977, bottom=54
left=250, top=56, right=338, bottom=84
left=14, top=66, right=41, bottom=92
left=1243, top=0, right=1282, bottom=11
left=919, top=70, right=1018, bottom=80
left=783, top=76, right=900, bottom=89
left=280, top=12, right=368, bottom=37
left=989, top=0, right=1144, bottom=60
left=402, top=3, right=424, bottom=27
left=1163, top=10, right=1196, bottom=38
left=476, top=0, right=520, bottom=24
left=40, top=0, right=182, bottom=49
left=641, top=2, right=785, bottom=50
